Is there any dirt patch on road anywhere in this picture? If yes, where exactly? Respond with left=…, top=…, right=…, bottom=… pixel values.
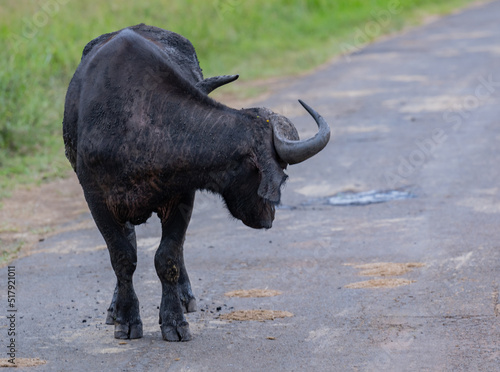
left=0, top=358, right=47, bottom=367
left=224, top=289, right=283, bottom=298
left=345, top=278, right=415, bottom=289
left=346, top=262, right=426, bottom=277
left=344, top=262, right=425, bottom=289
left=220, top=310, right=294, bottom=322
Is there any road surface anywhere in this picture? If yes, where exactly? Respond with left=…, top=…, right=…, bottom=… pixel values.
left=1, top=1, right=499, bottom=371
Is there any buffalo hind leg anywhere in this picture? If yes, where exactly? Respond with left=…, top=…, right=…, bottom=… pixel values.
left=105, top=222, right=137, bottom=326
left=155, top=192, right=195, bottom=341
left=86, top=198, right=143, bottom=339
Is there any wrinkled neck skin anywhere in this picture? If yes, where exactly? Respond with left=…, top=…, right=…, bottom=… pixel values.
left=161, top=103, right=259, bottom=191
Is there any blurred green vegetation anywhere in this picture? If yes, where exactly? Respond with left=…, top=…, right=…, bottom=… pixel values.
left=0, top=0, right=476, bottom=197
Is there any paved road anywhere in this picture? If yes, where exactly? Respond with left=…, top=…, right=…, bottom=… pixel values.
left=2, top=2, right=500, bottom=371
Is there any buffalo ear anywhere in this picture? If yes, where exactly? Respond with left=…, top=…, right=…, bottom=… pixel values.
left=257, top=161, right=287, bottom=204
left=196, top=74, right=239, bottom=94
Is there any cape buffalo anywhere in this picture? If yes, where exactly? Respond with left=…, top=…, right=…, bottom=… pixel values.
left=63, top=24, right=330, bottom=341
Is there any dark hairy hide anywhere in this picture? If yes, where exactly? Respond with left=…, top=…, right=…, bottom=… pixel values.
left=61, top=24, right=326, bottom=342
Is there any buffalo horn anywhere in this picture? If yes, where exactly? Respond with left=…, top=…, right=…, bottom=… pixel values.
left=272, top=100, right=330, bottom=165
left=196, top=74, right=239, bottom=94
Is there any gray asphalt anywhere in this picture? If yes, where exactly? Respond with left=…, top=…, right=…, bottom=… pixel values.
left=2, top=2, right=500, bottom=371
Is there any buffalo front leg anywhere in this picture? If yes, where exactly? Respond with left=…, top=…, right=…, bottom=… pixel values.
left=155, top=192, right=196, bottom=341
left=86, top=198, right=143, bottom=339
left=178, top=243, right=197, bottom=313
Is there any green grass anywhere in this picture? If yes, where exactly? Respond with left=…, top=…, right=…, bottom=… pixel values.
left=0, top=0, right=479, bottom=197
left=0, top=238, right=23, bottom=267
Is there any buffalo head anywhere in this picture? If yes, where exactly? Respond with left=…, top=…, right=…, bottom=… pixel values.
left=214, top=100, right=330, bottom=229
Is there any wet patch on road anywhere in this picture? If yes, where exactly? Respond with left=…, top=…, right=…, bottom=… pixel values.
left=225, top=289, right=283, bottom=298
left=220, top=310, right=293, bottom=322
left=304, top=189, right=415, bottom=207
left=344, top=262, right=425, bottom=289
left=383, top=95, right=473, bottom=113
left=98, top=347, right=129, bottom=354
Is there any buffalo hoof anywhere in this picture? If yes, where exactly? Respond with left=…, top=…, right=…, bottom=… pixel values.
left=114, top=321, right=143, bottom=339
left=161, top=322, right=192, bottom=342
left=182, top=298, right=197, bottom=313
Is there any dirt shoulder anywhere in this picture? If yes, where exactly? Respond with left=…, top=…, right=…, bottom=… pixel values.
left=0, top=173, right=88, bottom=265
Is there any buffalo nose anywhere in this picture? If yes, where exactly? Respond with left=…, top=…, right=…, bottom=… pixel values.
left=260, top=220, right=273, bottom=229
